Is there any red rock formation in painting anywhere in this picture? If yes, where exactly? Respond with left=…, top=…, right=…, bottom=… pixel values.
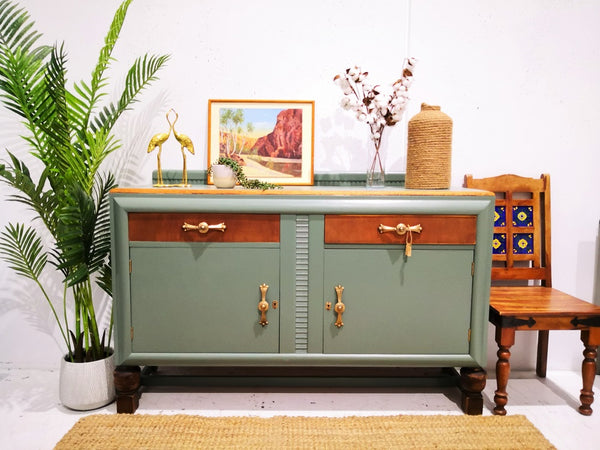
left=252, top=109, right=302, bottom=159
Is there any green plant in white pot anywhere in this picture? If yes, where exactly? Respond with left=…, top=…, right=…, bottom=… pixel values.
left=209, top=156, right=282, bottom=190
left=0, top=0, right=169, bottom=409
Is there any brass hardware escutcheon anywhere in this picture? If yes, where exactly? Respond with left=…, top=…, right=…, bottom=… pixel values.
left=258, top=283, right=269, bottom=326
left=182, top=221, right=226, bottom=233
left=334, top=285, right=345, bottom=328
left=378, top=223, right=422, bottom=257
left=272, top=300, right=279, bottom=310
left=325, top=302, right=332, bottom=311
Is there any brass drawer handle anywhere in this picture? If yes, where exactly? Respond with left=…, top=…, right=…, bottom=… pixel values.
left=378, top=223, right=422, bottom=257
left=258, top=283, right=269, bottom=327
left=182, top=221, right=226, bottom=233
left=378, top=223, right=422, bottom=235
left=334, top=285, right=345, bottom=328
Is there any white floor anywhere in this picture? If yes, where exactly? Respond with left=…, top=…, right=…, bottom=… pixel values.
left=1, top=366, right=599, bottom=449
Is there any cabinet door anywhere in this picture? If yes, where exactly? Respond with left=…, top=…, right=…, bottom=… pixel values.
left=129, top=243, right=280, bottom=353
left=322, top=246, right=474, bottom=355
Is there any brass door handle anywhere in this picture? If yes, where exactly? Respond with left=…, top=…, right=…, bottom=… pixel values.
left=334, top=284, right=345, bottom=328
left=182, top=221, right=226, bottom=233
left=258, top=283, right=269, bottom=326
left=378, top=223, right=422, bottom=257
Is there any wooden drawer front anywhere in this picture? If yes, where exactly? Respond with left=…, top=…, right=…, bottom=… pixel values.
left=324, top=215, right=477, bottom=245
left=128, top=213, right=280, bottom=242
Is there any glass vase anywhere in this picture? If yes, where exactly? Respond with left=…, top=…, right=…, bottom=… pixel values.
left=366, top=144, right=385, bottom=188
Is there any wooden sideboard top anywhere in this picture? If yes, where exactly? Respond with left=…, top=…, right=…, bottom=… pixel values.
left=111, top=185, right=493, bottom=197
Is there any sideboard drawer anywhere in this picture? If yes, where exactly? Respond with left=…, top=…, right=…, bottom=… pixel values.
left=324, top=215, right=477, bottom=245
left=128, top=213, right=280, bottom=242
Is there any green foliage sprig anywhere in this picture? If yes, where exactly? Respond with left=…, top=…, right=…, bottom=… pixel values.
left=209, top=156, right=282, bottom=191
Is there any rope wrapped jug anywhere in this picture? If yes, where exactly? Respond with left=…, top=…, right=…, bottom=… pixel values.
left=405, top=103, right=453, bottom=189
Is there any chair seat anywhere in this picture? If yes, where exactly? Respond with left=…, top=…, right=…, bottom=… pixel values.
left=490, top=286, right=600, bottom=331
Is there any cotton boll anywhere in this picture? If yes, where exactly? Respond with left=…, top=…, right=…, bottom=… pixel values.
left=348, top=66, right=363, bottom=81
left=340, top=97, right=354, bottom=110
left=405, top=57, right=417, bottom=72
left=374, top=93, right=390, bottom=109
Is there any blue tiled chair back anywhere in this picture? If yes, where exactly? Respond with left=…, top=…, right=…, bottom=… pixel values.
left=464, top=174, right=551, bottom=284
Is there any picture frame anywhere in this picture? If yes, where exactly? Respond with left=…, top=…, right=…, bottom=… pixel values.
left=208, top=99, right=315, bottom=185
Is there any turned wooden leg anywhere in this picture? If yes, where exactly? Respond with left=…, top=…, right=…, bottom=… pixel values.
left=459, top=367, right=486, bottom=415
left=494, top=327, right=515, bottom=416
left=579, top=329, right=600, bottom=416
left=114, top=365, right=141, bottom=414
left=536, top=330, right=549, bottom=378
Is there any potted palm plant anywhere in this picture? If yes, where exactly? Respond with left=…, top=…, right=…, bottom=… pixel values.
left=0, top=0, right=169, bottom=409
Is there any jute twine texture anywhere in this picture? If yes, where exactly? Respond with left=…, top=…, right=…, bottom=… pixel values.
left=54, top=413, right=555, bottom=449
left=406, top=103, right=453, bottom=189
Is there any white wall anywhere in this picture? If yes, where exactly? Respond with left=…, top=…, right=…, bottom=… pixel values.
left=1, top=0, right=599, bottom=371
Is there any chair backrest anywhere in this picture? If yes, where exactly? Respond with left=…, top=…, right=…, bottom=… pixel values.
left=464, top=174, right=552, bottom=286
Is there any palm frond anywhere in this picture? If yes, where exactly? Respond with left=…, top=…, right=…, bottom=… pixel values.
left=0, top=0, right=43, bottom=52
left=0, top=221, right=72, bottom=354
left=79, top=0, right=132, bottom=130
left=94, top=54, right=170, bottom=133
left=88, top=172, right=116, bottom=273
left=0, top=46, right=50, bottom=134
left=27, top=44, right=75, bottom=180
left=0, top=222, right=47, bottom=280
left=43, top=45, right=71, bottom=148
left=81, top=129, right=120, bottom=192
left=118, top=54, right=171, bottom=112
left=89, top=103, right=118, bottom=134
left=97, top=260, right=112, bottom=297
left=68, top=81, right=93, bottom=137
left=0, top=1, right=53, bottom=155
left=54, top=171, right=115, bottom=287
left=0, top=152, right=59, bottom=234
left=54, top=183, right=96, bottom=287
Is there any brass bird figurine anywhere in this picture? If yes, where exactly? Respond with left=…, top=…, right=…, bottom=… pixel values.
left=170, top=110, right=195, bottom=185
left=147, top=110, right=175, bottom=186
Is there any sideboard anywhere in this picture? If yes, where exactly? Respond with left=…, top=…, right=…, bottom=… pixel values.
left=109, top=185, right=494, bottom=414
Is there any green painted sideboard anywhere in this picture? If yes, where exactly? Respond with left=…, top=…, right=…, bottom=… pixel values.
left=109, top=185, right=494, bottom=414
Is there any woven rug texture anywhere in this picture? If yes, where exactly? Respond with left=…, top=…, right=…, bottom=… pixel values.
left=54, top=413, right=555, bottom=449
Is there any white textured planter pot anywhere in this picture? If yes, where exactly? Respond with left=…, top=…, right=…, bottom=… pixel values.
left=211, top=164, right=236, bottom=188
left=59, top=352, right=115, bottom=410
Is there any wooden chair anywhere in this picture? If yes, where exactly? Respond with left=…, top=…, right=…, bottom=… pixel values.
left=464, top=173, right=600, bottom=415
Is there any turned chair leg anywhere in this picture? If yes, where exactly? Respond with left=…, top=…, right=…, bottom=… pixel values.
left=579, top=329, right=600, bottom=416
left=536, top=330, right=549, bottom=377
left=494, top=327, right=516, bottom=416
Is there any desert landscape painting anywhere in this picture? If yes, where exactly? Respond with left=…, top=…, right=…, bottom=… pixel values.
left=218, top=107, right=303, bottom=178
left=208, top=100, right=314, bottom=184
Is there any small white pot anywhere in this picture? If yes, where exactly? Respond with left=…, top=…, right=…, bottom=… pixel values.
left=59, top=352, right=115, bottom=410
left=211, top=164, right=237, bottom=188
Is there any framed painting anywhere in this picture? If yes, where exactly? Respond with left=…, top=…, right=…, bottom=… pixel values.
left=208, top=99, right=314, bottom=185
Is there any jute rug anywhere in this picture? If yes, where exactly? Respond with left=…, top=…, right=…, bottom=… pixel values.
left=55, top=414, right=555, bottom=449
